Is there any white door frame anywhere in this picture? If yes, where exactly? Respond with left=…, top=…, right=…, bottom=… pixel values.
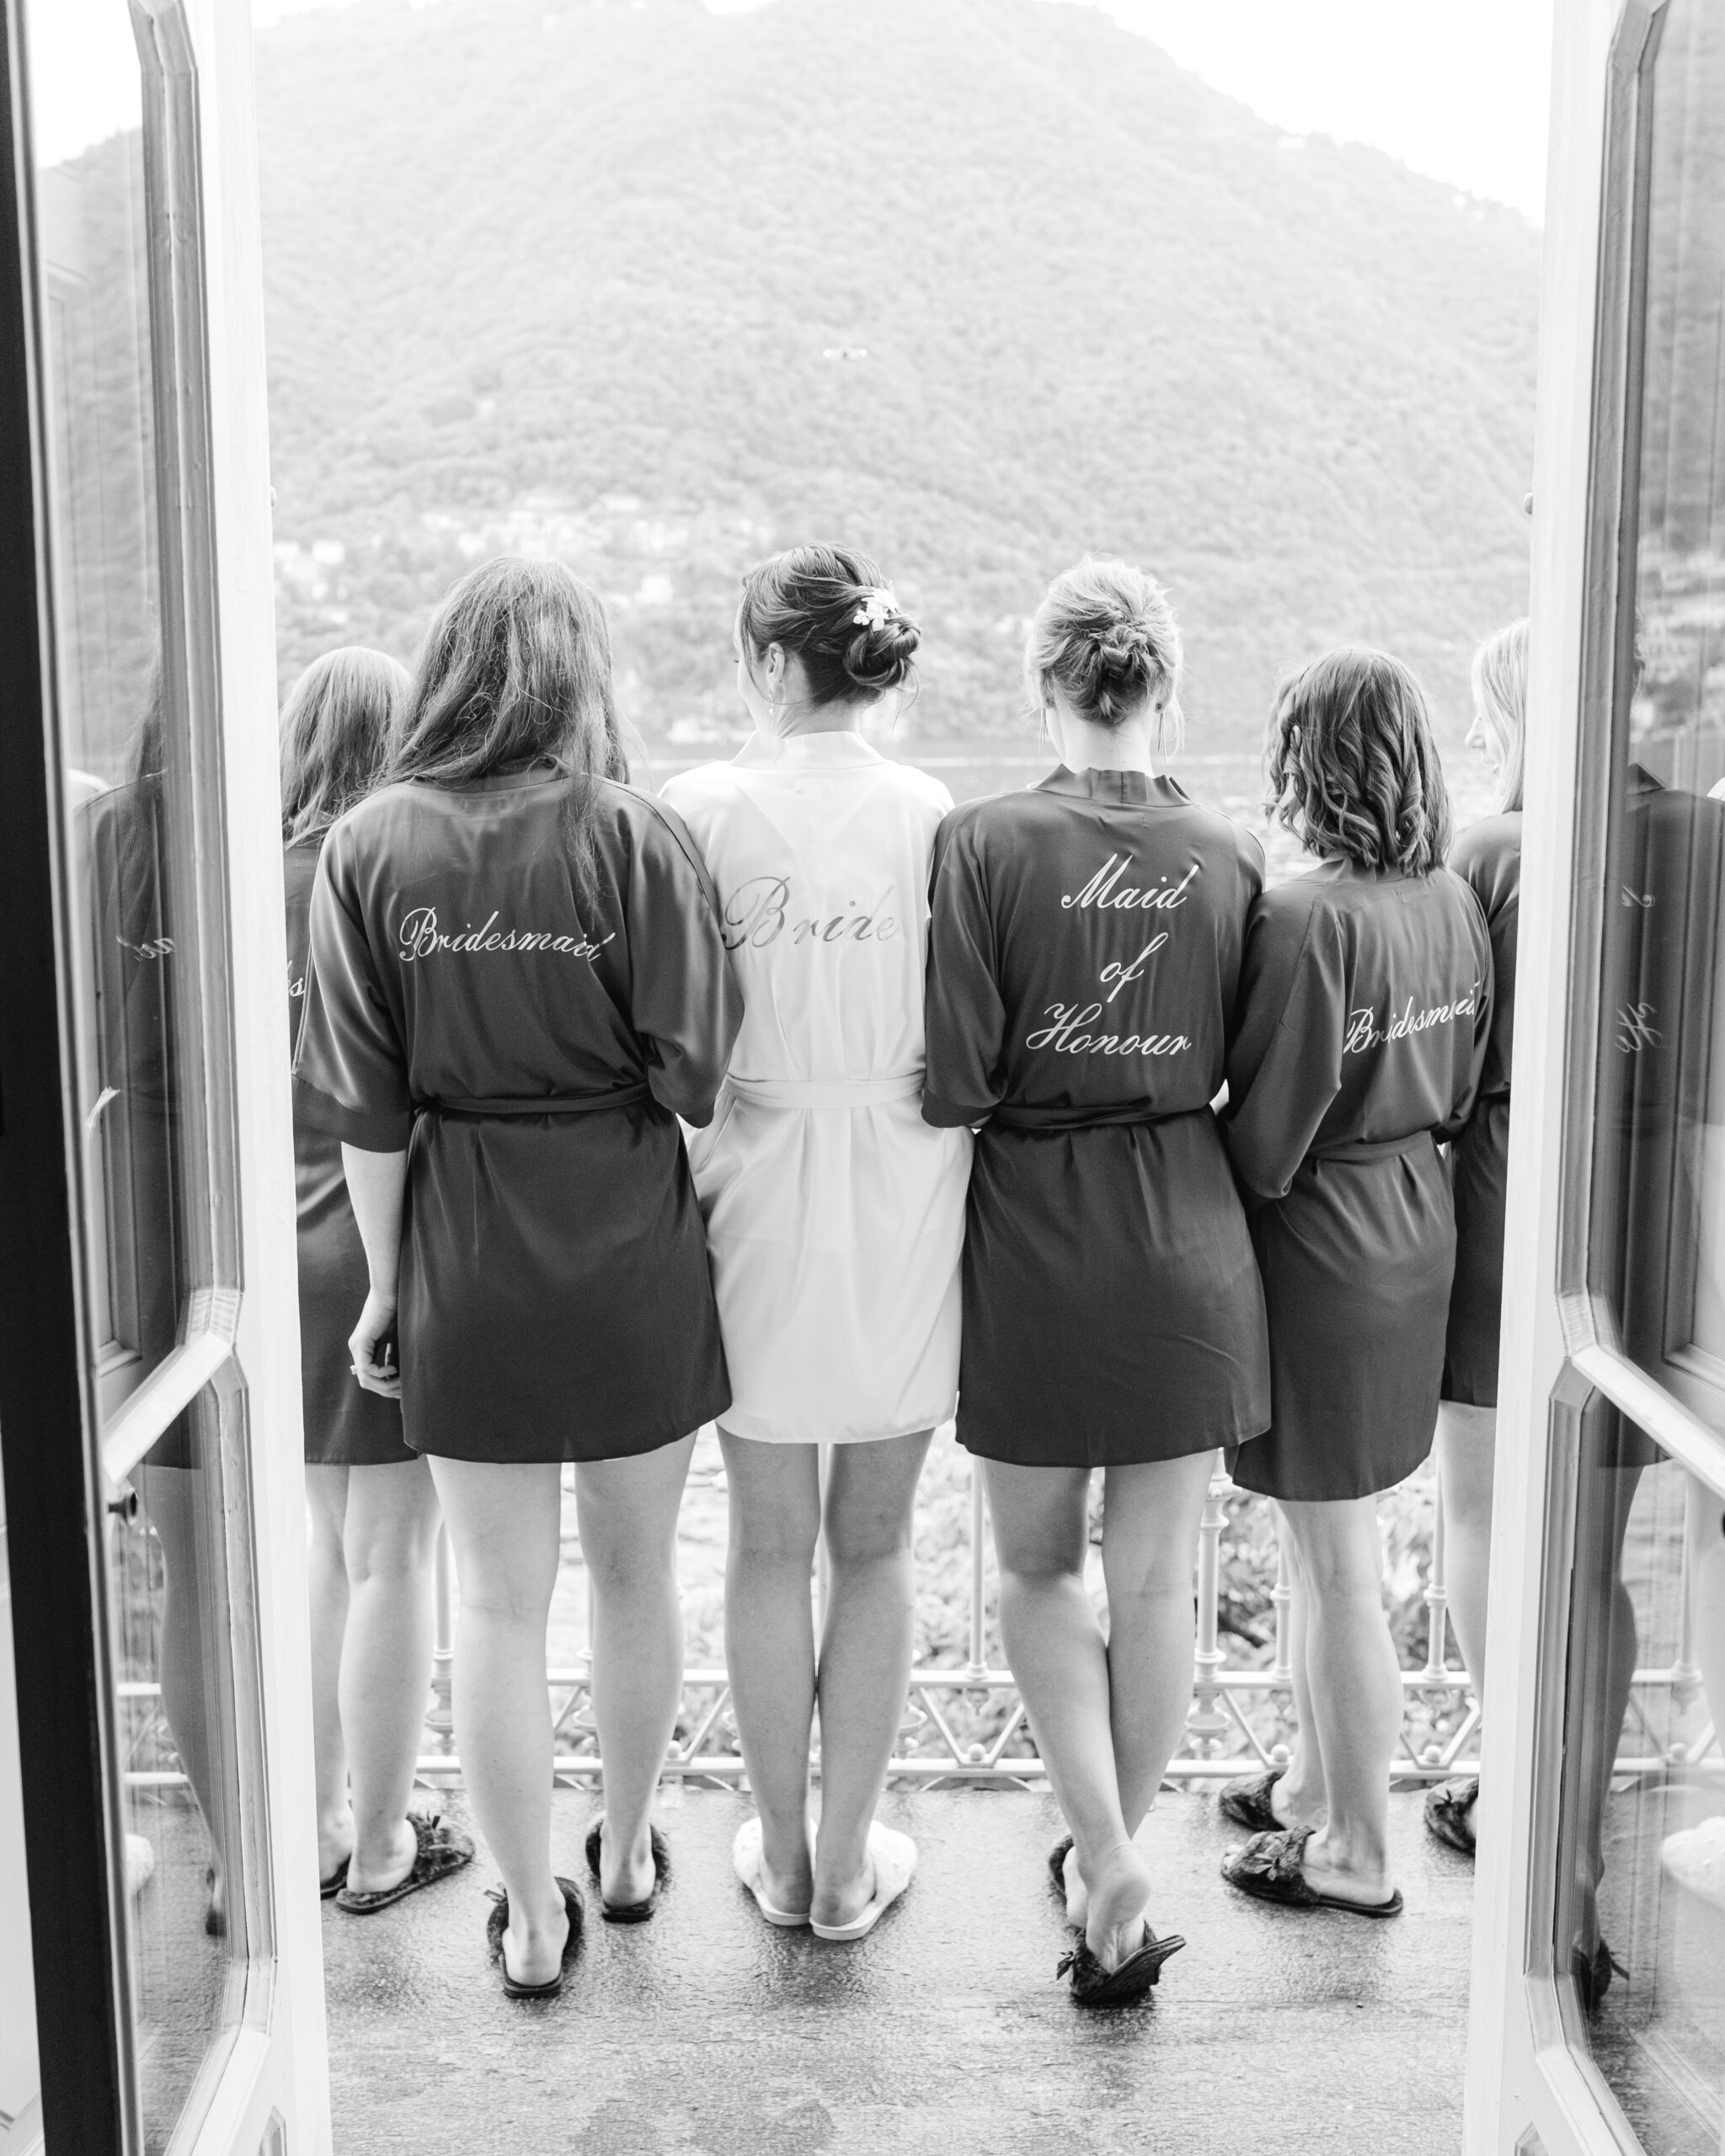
left=1466, top=0, right=1725, bottom=2148
left=175, top=0, right=329, bottom=2148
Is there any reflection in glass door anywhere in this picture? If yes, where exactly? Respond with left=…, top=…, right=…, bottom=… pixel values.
left=1551, top=0, right=1725, bottom=2148
left=25, top=2, right=266, bottom=2148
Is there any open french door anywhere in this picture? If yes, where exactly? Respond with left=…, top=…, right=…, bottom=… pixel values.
left=1469, top=0, right=1725, bottom=2151
left=0, top=3, right=330, bottom=2153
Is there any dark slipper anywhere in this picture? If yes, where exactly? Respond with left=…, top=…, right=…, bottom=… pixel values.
left=335, top=1814, right=475, bottom=1915
left=1057, top=1924, right=1185, bottom=2006
left=1218, top=1769, right=1285, bottom=1834
left=486, top=1876, right=585, bottom=1999
left=1046, top=1835, right=1076, bottom=1905
left=320, top=1856, right=350, bottom=1901
left=1571, top=1935, right=1626, bottom=2010
left=584, top=1817, right=670, bottom=1924
left=1221, top=1827, right=1403, bottom=1918
left=1423, top=1775, right=1479, bottom=1858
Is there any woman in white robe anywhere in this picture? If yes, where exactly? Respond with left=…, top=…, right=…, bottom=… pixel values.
left=662, top=544, right=970, bottom=1941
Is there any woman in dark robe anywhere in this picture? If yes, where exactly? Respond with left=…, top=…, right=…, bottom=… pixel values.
left=280, top=648, right=467, bottom=1915
left=923, top=558, right=1270, bottom=2004
left=1216, top=648, right=1492, bottom=1919
left=1423, top=619, right=1525, bottom=1859
left=295, top=558, right=742, bottom=1997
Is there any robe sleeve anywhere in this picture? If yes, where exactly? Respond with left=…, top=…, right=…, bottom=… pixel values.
left=1437, top=879, right=1496, bottom=1142
left=921, top=811, right=1007, bottom=1128
left=292, top=820, right=414, bottom=1152
left=1223, top=893, right=1345, bottom=1200
left=627, top=800, right=744, bottom=1128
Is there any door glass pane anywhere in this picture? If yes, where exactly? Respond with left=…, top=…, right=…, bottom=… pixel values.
left=1589, top=0, right=1725, bottom=1434
left=27, top=3, right=250, bottom=2147
left=1568, top=6, right=1725, bottom=2145
left=1557, top=1404, right=1725, bottom=2156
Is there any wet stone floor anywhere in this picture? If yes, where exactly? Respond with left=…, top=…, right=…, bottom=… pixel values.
left=321, top=1783, right=1472, bottom=2156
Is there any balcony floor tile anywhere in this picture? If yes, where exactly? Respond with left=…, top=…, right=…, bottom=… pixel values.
left=323, top=1784, right=1472, bottom=2154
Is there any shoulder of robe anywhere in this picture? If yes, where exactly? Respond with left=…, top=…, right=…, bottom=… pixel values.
left=654, top=761, right=734, bottom=817
left=603, top=777, right=712, bottom=876
left=1448, top=813, right=1522, bottom=893
left=882, top=760, right=955, bottom=819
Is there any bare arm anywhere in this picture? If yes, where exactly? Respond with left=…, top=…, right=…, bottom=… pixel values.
left=341, top=1142, right=409, bottom=1399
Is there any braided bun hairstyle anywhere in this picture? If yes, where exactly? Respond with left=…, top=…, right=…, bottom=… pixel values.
left=739, top=543, right=921, bottom=709
left=1025, top=557, right=1184, bottom=746
left=1264, top=645, right=1451, bottom=876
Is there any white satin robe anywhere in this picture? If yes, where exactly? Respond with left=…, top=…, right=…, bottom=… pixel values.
left=662, top=731, right=972, bottom=1444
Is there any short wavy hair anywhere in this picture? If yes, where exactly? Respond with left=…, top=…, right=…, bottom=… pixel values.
left=1264, top=646, right=1451, bottom=876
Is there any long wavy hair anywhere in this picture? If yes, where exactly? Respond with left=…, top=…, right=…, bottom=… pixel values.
left=1265, top=646, right=1451, bottom=876
left=280, top=646, right=409, bottom=842
left=1472, top=617, right=1528, bottom=815
left=389, top=558, right=628, bottom=901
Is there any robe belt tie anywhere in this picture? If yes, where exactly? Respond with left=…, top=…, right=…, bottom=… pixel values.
left=724, top=1073, right=924, bottom=1111
left=1309, top=1129, right=1434, bottom=1165
left=991, top=1102, right=1205, bottom=1133
left=419, top=1084, right=650, bottom=1118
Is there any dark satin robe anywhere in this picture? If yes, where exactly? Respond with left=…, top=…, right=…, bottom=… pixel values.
left=1442, top=814, right=1521, bottom=1407
left=286, top=832, right=413, bottom=1466
left=294, top=766, right=743, bottom=1463
left=1224, top=858, right=1493, bottom=1500
left=923, top=766, right=1270, bottom=1467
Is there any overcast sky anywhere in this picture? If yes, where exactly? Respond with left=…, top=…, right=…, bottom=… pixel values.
left=41, top=0, right=1554, bottom=220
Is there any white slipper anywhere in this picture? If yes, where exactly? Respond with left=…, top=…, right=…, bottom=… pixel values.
left=810, top=1823, right=917, bottom=1941
left=732, top=1817, right=811, bottom=1928
left=1662, top=1815, right=1725, bottom=1913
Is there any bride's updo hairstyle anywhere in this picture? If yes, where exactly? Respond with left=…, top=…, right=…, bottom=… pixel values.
left=739, top=543, right=921, bottom=708
left=1265, top=645, right=1451, bottom=877
left=1026, top=556, right=1184, bottom=749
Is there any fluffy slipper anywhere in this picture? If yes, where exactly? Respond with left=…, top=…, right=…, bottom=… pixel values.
left=319, top=1856, right=350, bottom=1901
left=585, top=1817, right=670, bottom=1924
left=810, top=1823, right=917, bottom=1942
left=733, top=1817, right=810, bottom=1929
left=335, top=1814, right=475, bottom=1915
left=1218, top=1769, right=1285, bottom=1834
left=1221, top=1827, right=1403, bottom=1918
left=1662, top=1816, right=1725, bottom=1913
left=486, top=1876, right=585, bottom=1999
left=1423, top=1775, right=1479, bottom=1858
left=1057, top=1924, right=1184, bottom=2006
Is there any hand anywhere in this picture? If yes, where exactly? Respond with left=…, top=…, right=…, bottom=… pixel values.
left=349, top=1289, right=402, bottom=1400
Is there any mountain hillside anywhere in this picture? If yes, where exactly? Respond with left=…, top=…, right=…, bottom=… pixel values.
left=254, top=0, right=1538, bottom=755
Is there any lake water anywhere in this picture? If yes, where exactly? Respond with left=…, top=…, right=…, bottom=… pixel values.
left=644, top=744, right=1499, bottom=887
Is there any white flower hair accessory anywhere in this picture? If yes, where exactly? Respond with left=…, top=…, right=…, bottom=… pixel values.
left=852, top=588, right=898, bottom=631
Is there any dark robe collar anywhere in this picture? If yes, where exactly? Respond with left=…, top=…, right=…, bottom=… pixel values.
left=1035, top=764, right=1190, bottom=808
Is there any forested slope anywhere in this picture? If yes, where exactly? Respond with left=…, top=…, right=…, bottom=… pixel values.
left=254, top=0, right=1538, bottom=751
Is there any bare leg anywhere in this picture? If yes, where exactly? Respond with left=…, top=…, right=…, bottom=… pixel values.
left=427, top=1457, right=566, bottom=1985
left=304, top=1465, right=353, bottom=1878
left=1274, top=1497, right=1403, bottom=1906
left=576, top=1434, right=697, bottom=1908
left=1273, top=1524, right=1327, bottom=1828
left=339, top=1458, right=441, bottom=1893
left=1100, top=1452, right=1218, bottom=1835
left=983, top=1460, right=1151, bottom=1971
left=718, top=1433, right=820, bottom=1917
left=809, top=1431, right=932, bottom=1929
left=1436, top=1403, right=1497, bottom=1696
